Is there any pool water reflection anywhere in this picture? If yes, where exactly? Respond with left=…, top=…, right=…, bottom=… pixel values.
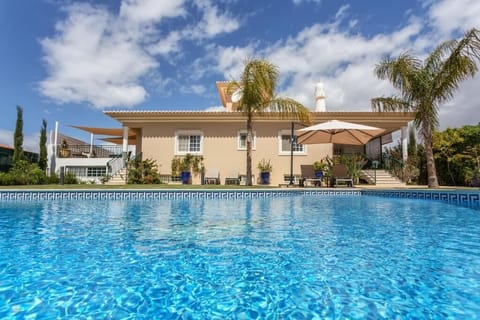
left=0, top=195, right=479, bottom=318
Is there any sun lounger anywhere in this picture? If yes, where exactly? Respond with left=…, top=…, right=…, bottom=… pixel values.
left=332, top=164, right=353, bottom=187
left=300, top=165, right=322, bottom=187
left=204, top=168, right=220, bottom=184
left=225, top=171, right=240, bottom=185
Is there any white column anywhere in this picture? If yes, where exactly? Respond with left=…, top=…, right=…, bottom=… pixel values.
left=54, top=121, right=59, bottom=156
left=401, top=126, right=408, bottom=163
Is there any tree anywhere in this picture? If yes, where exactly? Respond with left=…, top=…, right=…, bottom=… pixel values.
left=39, top=119, right=48, bottom=171
left=433, top=128, right=463, bottom=185
left=372, top=28, right=480, bottom=188
left=432, top=124, right=480, bottom=186
left=13, top=105, right=25, bottom=164
left=228, top=58, right=311, bottom=185
left=407, top=125, right=417, bottom=157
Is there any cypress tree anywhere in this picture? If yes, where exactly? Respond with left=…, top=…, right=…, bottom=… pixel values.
left=12, top=105, right=25, bottom=164
left=39, top=119, right=47, bottom=170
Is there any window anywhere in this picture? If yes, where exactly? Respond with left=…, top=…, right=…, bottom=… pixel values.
left=65, top=167, right=106, bottom=177
left=87, top=167, right=107, bottom=177
left=175, top=131, right=203, bottom=155
left=66, top=167, right=86, bottom=177
left=237, top=130, right=256, bottom=150
left=278, top=130, right=306, bottom=155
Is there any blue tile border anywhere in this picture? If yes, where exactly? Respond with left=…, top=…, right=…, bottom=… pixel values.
left=361, top=189, right=480, bottom=208
left=0, top=189, right=361, bottom=201
left=0, top=189, right=478, bottom=207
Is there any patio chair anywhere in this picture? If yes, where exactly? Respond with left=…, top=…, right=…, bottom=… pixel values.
left=224, top=171, right=240, bottom=185
left=204, top=168, right=220, bottom=184
left=332, top=164, right=353, bottom=187
left=300, top=165, right=322, bottom=187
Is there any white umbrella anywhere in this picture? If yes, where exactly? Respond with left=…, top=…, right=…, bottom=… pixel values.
left=296, top=120, right=384, bottom=145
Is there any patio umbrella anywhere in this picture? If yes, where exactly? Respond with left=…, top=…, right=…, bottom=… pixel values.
left=296, top=120, right=384, bottom=145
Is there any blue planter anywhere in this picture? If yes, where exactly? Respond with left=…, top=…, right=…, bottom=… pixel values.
left=315, top=171, right=323, bottom=178
left=181, top=171, right=191, bottom=184
left=260, top=172, right=270, bottom=185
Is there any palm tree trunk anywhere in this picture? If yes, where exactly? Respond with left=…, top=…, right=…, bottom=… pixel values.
left=246, top=113, right=253, bottom=186
left=422, top=122, right=439, bottom=188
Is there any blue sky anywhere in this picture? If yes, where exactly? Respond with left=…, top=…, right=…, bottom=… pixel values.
left=1, top=0, right=479, bottom=151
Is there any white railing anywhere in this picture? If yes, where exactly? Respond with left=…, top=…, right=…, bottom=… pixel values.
left=106, top=155, right=125, bottom=181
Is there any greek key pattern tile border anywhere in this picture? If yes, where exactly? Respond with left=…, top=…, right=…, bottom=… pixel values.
left=0, top=189, right=361, bottom=201
left=362, top=189, right=480, bottom=207
left=1, top=189, right=478, bottom=207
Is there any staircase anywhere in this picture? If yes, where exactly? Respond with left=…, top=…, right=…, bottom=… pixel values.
left=360, top=169, right=407, bottom=188
left=105, top=168, right=127, bottom=185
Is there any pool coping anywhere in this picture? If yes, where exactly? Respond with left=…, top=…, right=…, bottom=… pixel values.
left=0, top=188, right=479, bottom=207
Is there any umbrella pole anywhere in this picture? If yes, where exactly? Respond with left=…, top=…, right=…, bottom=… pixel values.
left=289, top=122, right=294, bottom=186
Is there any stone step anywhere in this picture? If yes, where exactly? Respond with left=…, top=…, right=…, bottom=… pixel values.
left=360, top=169, right=406, bottom=187
left=105, top=168, right=127, bottom=185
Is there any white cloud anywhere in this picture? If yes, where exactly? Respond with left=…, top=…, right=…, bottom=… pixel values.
left=213, top=45, right=256, bottom=79
left=39, top=3, right=156, bottom=108
left=147, top=31, right=182, bottom=56
left=39, top=0, right=479, bottom=130
left=187, top=0, right=240, bottom=39
left=0, top=129, right=39, bottom=153
left=0, top=129, right=13, bottom=147
left=119, top=0, right=185, bottom=24
left=180, top=84, right=207, bottom=95
left=212, top=0, right=479, bottom=129
left=204, top=105, right=225, bottom=112
left=214, top=18, right=422, bottom=113
left=292, top=0, right=322, bottom=5
left=428, top=0, right=480, bottom=36
left=39, top=0, right=240, bottom=109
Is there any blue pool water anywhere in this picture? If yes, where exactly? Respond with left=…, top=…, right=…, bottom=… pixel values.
left=1, top=195, right=479, bottom=319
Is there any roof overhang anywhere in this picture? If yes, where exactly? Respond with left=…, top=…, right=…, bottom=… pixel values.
left=104, top=110, right=415, bottom=135
left=100, top=137, right=137, bottom=145
left=71, top=125, right=136, bottom=136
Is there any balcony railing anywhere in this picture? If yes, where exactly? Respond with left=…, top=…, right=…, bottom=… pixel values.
left=56, top=144, right=124, bottom=158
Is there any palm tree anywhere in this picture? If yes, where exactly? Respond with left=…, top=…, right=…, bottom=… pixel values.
left=372, top=28, right=480, bottom=188
left=228, top=58, right=311, bottom=186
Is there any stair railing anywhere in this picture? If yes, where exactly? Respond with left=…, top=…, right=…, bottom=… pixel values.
left=360, top=154, right=381, bottom=185
left=106, top=154, right=124, bottom=183
left=383, top=154, right=405, bottom=182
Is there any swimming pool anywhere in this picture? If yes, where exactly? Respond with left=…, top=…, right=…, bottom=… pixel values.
left=1, top=193, right=479, bottom=318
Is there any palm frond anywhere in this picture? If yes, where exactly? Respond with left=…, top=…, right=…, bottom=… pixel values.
left=431, top=28, right=480, bottom=104
left=371, top=96, right=411, bottom=112
left=262, top=98, right=312, bottom=125
left=241, top=59, right=279, bottom=108
left=374, top=53, right=421, bottom=93
left=415, top=102, right=439, bottom=131
left=424, top=40, right=457, bottom=74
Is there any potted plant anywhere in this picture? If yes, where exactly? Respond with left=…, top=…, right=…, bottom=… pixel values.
left=257, top=158, right=273, bottom=184
left=172, top=154, right=204, bottom=184
left=59, top=139, right=71, bottom=158
left=313, top=160, right=327, bottom=178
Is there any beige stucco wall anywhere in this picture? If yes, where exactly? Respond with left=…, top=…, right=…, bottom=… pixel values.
left=138, top=121, right=332, bottom=185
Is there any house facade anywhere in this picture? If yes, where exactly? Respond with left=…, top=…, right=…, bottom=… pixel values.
left=48, top=81, right=415, bottom=185
left=104, top=110, right=415, bottom=185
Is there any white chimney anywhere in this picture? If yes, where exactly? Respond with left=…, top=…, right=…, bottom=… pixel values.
left=314, top=82, right=326, bottom=112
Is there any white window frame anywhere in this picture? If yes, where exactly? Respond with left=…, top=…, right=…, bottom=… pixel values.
left=175, top=130, right=203, bottom=155
left=237, top=130, right=256, bottom=150
left=278, top=130, right=307, bottom=155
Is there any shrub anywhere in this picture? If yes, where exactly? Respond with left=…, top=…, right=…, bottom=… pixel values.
left=64, top=172, right=78, bottom=184
left=128, top=158, right=161, bottom=184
